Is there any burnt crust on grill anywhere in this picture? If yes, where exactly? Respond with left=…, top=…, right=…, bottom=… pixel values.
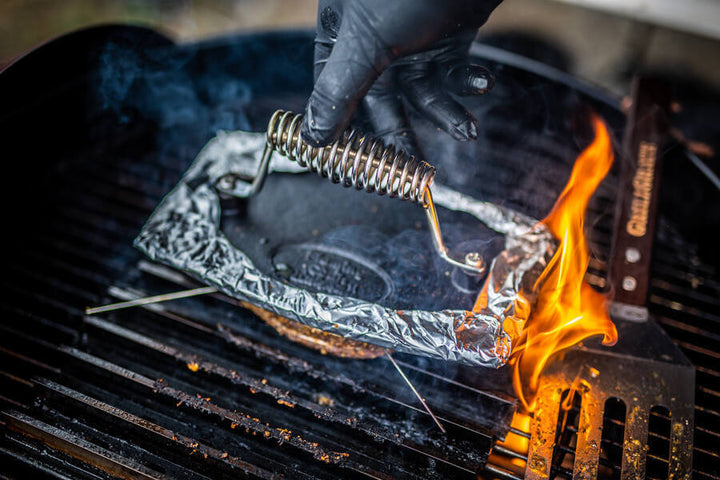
left=241, top=302, right=386, bottom=359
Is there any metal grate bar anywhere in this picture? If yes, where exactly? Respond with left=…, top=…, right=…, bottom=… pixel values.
left=57, top=347, right=418, bottom=480
left=82, top=313, right=492, bottom=463
left=3, top=411, right=165, bottom=480
left=34, top=379, right=282, bottom=480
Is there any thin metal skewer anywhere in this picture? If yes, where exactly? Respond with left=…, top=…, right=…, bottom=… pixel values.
left=384, top=349, right=446, bottom=434
left=85, top=287, right=218, bottom=315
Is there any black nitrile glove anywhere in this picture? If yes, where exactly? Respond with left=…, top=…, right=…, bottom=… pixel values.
left=301, top=0, right=502, bottom=153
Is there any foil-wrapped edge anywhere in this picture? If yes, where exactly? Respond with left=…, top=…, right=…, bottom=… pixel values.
left=135, top=130, right=554, bottom=367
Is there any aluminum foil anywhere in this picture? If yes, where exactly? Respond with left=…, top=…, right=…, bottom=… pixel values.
left=135, top=130, right=554, bottom=367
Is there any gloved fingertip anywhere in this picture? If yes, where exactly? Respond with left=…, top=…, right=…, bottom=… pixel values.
left=451, top=118, right=479, bottom=141
left=467, top=118, right=479, bottom=139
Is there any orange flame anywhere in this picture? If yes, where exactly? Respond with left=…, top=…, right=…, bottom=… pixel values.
left=486, top=411, right=532, bottom=474
left=482, top=114, right=618, bottom=412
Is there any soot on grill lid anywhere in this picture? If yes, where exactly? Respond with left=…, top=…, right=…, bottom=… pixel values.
left=135, top=127, right=554, bottom=368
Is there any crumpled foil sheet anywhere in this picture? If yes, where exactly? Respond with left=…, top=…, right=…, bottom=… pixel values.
left=135, top=130, right=554, bottom=367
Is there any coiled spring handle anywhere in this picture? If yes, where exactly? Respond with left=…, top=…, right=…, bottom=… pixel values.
left=238, top=110, right=484, bottom=276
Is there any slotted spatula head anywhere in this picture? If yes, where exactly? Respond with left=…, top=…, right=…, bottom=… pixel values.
left=525, top=320, right=694, bottom=480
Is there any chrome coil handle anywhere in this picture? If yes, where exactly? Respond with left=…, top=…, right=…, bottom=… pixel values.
left=234, top=109, right=485, bottom=276
left=250, top=110, right=435, bottom=205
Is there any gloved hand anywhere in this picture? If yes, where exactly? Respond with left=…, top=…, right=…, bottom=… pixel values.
left=301, top=0, right=502, bottom=154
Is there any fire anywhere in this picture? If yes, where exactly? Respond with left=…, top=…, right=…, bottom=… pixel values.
left=485, top=412, right=532, bottom=475
left=481, top=114, right=618, bottom=412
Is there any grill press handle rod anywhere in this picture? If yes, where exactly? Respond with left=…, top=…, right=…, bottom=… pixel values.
left=233, top=109, right=485, bottom=276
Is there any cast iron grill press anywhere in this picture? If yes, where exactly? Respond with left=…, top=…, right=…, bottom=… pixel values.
left=236, top=110, right=486, bottom=276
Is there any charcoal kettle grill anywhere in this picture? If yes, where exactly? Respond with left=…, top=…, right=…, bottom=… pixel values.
left=1, top=25, right=718, bottom=480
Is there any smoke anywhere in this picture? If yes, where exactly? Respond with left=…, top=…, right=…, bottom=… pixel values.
left=92, top=28, right=261, bottom=167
